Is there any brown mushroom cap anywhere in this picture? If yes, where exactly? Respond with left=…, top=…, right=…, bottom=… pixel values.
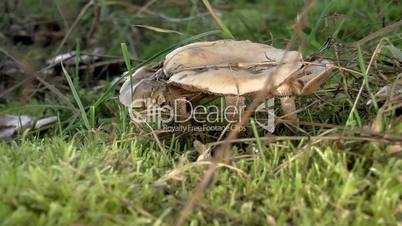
left=269, top=59, right=335, bottom=97
left=119, top=66, right=164, bottom=107
left=296, top=59, right=335, bottom=96
left=164, top=40, right=303, bottom=95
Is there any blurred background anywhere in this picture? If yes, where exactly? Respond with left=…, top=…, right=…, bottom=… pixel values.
left=1, top=0, right=400, bottom=89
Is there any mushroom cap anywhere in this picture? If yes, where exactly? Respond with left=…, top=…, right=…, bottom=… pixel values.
left=163, top=40, right=303, bottom=95
left=295, top=59, right=335, bottom=96
left=270, top=59, right=335, bottom=97
left=119, top=66, right=163, bottom=108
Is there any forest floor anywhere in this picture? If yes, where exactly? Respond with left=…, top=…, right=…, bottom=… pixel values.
left=0, top=0, right=401, bottom=225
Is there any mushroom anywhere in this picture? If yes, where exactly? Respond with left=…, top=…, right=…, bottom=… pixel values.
left=163, top=40, right=334, bottom=125
left=270, top=59, right=335, bottom=125
left=119, top=65, right=166, bottom=109
left=120, top=40, right=334, bottom=127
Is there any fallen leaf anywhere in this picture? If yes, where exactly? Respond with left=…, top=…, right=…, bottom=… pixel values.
left=385, top=45, right=402, bottom=62
left=34, top=116, right=58, bottom=129
left=194, top=140, right=211, bottom=161
left=0, top=115, right=33, bottom=140
left=0, top=115, right=57, bottom=140
left=47, top=48, right=105, bottom=66
left=367, top=84, right=402, bottom=105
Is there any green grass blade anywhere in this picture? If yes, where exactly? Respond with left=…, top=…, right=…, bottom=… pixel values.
left=120, top=42, right=132, bottom=70
left=358, top=46, right=378, bottom=111
left=89, top=105, right=96, bottom=128
left=75, top=40, right=80, bottom=77
left=250, top=118, right=265, bottom=154
left=62, top=64, right=91, bottom=130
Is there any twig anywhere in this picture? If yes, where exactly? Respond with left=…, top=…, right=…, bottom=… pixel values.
left=53, top=0, right=69, bottom=30
left=207, top=134, right=402, bottom=146
left=135, top=0, right=158, bottom=17
left=55, top=0, right=94, bottom=54
left=159, top=12, right=210, bottom=23
left=351, top=19, right=402, bottom=47
left=155, top=161, right=248, bottom=185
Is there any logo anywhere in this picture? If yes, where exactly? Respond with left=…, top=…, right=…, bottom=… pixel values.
left=127, top=98, right=276, bottom=133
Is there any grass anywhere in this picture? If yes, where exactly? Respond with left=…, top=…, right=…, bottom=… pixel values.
left=1, top=136, right=400, bottom=225
left=0, top=0, right=401, bottom=225
left=62, top=63, right=91, bottom=130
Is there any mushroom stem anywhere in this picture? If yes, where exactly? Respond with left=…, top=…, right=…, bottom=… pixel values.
left=224, top=96, right=246, bottom=123
left=280, top=96, right=299, bottom=128
left=174, top=97, right=190, bottom=124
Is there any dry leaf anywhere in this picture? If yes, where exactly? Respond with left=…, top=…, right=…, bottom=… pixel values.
left=0, top=115, right=57, bottom=140
left=0, top=115, right=33, bottom=140
left=34, top=116, right=58, bottom=129
left=194, top=140, right=211, bottom=161
left=385, top=45, right=402, bottom=62
left=47, top=48, right=104, bottom=66
left=367, top=84, right=402, bottom=105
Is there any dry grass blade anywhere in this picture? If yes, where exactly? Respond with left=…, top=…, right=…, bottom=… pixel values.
left=135, top=0, right=158, bottom=17
left=101, top=0, right=159, bottom=17
left=201, top=0, right=234, bottom=39
left=34, top=76, right=77, bottom=111
left=135, top=25, right=183, bottom=35
left=53, top=0, right=69, bottom=30
left=128, top=109, right=166, bottom=153
left=155, top=161, right=247, bottom=185
left=347, top=39, right=385, bottom=127
left=207, top=134, right=402, bottom=146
